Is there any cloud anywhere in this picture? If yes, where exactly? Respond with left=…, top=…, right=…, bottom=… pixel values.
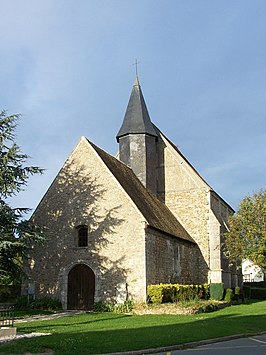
left=1, top=0, right=265, bottom=214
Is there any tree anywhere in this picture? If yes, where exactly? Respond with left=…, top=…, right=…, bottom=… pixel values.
left=0, top=111, right=44, bottom=284
left=224, top=189, right=266, bottom=271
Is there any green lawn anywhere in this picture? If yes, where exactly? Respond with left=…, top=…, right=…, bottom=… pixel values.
left=1, top=300, right=266, bottom=354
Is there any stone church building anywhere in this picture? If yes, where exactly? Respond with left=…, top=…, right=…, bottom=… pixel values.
left=24, top=77, right=240, bottom=309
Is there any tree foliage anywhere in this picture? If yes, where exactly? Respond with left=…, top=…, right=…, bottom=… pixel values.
left=224, top=189, right=266, bottom=271
left=0, top=111, right=44, bottom=284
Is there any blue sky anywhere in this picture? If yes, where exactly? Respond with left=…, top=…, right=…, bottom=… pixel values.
left=1, top=0, right=265, bottom=212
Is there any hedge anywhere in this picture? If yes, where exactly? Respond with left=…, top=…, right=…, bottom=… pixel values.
left=224, top=288, right=234, bottom=303
left=250, top=287, right=266, bottom=300
left=147, top=283, right=209, bottom=303
left=210, top=283, right=224, bottom=301
left=0, top=285, right=21, bottom=302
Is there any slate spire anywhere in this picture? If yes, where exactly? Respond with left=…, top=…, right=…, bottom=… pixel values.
left=116, top=78, right=158, bottom=141
left=116, top=78, right=158, bottom=195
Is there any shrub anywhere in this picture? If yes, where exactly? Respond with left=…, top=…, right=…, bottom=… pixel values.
left=31, top=297, right=62, bottom=310
left=243, top=285, right=251, bottom=299
left=210, top=283, right=224, bottom=300
left=162, top=284, right=176, bottom=303
left=147, top=284, right=164, bottom=303
left=243, top=282, right=266, bottom=300
left=114, top=300, right=134, bottom=313
left=92, top=302, right=114, bottom=312
left=244, top=281, right=266, bottom=288
left=224, top=288, right=234, bottom=303
left=0, top=286, right=11, bottom=301
left=15, top=296, right=62, bottom=310
left=250, top=287, right=266, bottom=300
left=234, top=287, right=240, bottom=295
left=175, top=285, right=196, bottom=302
left=200, top=284, right=210, bottom=300
left=15, top=295, right=30, bottom=309
left=147, top=284, right=210, bottom=304
left=92, top=300, right=134, bottom=313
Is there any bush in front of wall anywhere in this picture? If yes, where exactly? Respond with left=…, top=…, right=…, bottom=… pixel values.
left=114, top=300, right=134, bottom=313
left=174, top=284, right=209, bottom=302
left=233, top=286, right=242, bottom=302
left=15, top=295, right=31, bottom=309
left=92, top=300, right=134, bottom=313
left=210, top=283, right=224, bottom=300
left=243, top=285, right=251, bottom=300
left=234, top=286, right=240, bottom=296
left=224, top=288, right=234, bottom=303
left=0, top=286, right=11, bottom=301
left=15, top=296, right=62, bottom=310
left=92, top=302, right=114, bottom=312
left=147, top=284, right=164, bottom=303
left=250, top=287, right=266, bottom=300
left=31, top=297, right=62, bottom=310
left=175, top=285, right=196, bottom=302
left=162, top=284, right=177, bottom=303
left=147, top=284, right=210, bottom=304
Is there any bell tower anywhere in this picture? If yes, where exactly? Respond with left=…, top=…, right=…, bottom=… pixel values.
left=116, top=77, right=158, bottom=195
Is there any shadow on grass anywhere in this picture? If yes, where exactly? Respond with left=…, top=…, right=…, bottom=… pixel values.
left=1, top=311, right=266, bottom=354
left=15, top=313, right=130, bottom=333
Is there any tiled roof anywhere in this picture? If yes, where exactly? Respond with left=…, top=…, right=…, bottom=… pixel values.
left=116, top=77, right=158, bottom=141
left=89, top=139, right=195, bottom=244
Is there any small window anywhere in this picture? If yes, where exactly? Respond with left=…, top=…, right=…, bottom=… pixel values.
left=77, top=226, right=88, bottom=247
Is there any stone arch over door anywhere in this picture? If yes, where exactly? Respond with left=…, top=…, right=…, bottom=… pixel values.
left=67, top=264, right=95, bottom=310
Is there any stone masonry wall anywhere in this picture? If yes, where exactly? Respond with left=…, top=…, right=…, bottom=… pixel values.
left=145, top=228, right=204, bottom=285
left=119, top=134, right=157, bottom=195
left=157, top=134, right=237, bottom=287
left=210, top=192, right=240, bottom=288
left=24, top=137, right=147, bottom=308
left=157, top=133, right=210, bottom=283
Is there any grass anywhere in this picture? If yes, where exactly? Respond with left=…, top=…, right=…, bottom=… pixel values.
left=1, top=300, right=266, bottom=354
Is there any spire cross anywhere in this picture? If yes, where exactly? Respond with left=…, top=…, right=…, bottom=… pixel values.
left=132, top=59, right=140, bottom=77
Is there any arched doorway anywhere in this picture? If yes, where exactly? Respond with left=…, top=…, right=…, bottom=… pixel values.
left=67, top=264, right=95, bottom=310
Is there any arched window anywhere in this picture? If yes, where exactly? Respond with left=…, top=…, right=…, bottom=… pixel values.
left=77, top=226, right=88, bottom=247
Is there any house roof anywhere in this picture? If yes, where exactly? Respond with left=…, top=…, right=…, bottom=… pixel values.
left=116, top=77, right=158, bottom=141
left=88, top=139, right=195, bottom=244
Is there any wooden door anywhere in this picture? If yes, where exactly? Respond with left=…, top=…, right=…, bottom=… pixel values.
left=67, top=264, right=95, bottom=310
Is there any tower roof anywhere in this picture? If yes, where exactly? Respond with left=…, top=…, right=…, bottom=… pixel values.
left=116, top=78, right=158, bottom=142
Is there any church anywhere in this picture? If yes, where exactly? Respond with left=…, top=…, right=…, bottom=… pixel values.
left=23, top=77, right=241, bottom=309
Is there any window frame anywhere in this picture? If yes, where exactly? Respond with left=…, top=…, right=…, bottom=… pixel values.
left=76, top=225, right=88, bottom=247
